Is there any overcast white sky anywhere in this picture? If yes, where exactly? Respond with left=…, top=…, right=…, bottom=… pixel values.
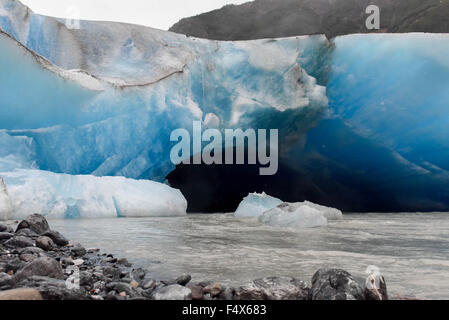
left=20, top=0, right=249, bottom=30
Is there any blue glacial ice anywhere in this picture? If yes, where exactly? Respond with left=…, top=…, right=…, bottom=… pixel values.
left=0, top=0, right=330, bottom=218
left=2, top=0, right=449, bottom=214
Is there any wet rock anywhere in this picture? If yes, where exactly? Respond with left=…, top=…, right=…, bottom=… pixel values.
left=130, top=268, right=146, bottom=281
left=106, top=282, right=137, bottom=297
left=4, top=236, right=35, bottom=248
left=71, top=244, right=87, bottom=257
left=219, top=287, right=235, bottom=300
left=16, top=214, right=50, bottom=235
left=117, top=258, right=132, bottom=267
left=14, top=257, right=64, bottom=283
left=204, top=283, right=223, bottom=298
left=153, top=284, right=192, bottom=300
left=15, top=276, right=88, bottom=300
left=0, top=224, right=13, bottom=233
left=4, top=257, right=25, bottom=273
left=142, top=279, right=157, bottom=290
left=0, top=288, right=43, bottom=300
left=41, top=230, right=69, bottom=246
left=236, top=277, right=308, bottom=300
left=188, top=284, right=204, bottom=300
left=19, top=247, right=45, bottom=255
left=0, top=272, right=13, bottom=289
left=36, top=236, right=54, bottom=251
left=364, top=272, right=388, bottom=300
left=19, top=253, right=37, bottom=263
left=309, top=268, right=365, bottom=300
left=176, top=274, right=192, bottom=286
left=15, top=228, right=38, bottom=238
left=0, top=232, right=13, bottom=241
left=102, top=266, right=121, bottom=281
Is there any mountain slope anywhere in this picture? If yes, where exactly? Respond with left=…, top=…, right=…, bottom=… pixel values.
left=170, top=0, right=449, bottom=40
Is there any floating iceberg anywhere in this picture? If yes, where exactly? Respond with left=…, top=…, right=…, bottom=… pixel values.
left=259, top=202, right=328, bottom=229
left=234, top=192, right=283, bottom=218
left=0, top=169, right=187, bottom=219
left=301, top=201, right=342, bottom=220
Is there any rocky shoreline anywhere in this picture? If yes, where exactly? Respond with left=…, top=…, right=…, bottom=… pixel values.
left=0, top=214, right=389, bottom=300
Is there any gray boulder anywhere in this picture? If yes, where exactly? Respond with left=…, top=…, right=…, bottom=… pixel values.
left=41, top=230, right=69, bottom=246
left=309, top=268, right=365, bottom=300
left=236, top=277, right=309, bottom=300
left=4, top=236, right=35, bottom=248
left=16, top=214, right=50, bottom=235
left=14, top=257, right=64, bottom=283
left=15, top=276, right=88, bottom=300
left=153, top=284, right=192, bottom=300
left=36, top=236, right=54, bottom=251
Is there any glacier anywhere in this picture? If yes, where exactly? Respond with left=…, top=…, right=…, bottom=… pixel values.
left=2, top=0, right=449, bottom=214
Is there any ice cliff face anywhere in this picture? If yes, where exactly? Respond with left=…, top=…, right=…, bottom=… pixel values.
left=1, top=0, right=449, bottom=214
left=0, top=0, right=331, bottom=217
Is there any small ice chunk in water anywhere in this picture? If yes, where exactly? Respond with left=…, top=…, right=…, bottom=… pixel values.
left=259, top=202, right=328, bottom=229
left=301, top=201, right=343, bottom=220
left=234, top=192, right=283, bottom=218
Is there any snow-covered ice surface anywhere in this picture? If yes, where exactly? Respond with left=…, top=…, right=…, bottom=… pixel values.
left=0, top=169, right=187, bottom=219
left=234, top=192, right=283, bottom=218
left=259, top=202, right=328, bottom=229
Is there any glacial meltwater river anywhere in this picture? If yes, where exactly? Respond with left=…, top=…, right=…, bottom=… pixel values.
left=50, top=212, right=449, bottom=300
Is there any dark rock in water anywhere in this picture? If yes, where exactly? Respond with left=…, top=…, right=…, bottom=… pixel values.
left=36, top=236, right=54, bottom=251
left=15, top=228, right=38, bottom=238
left=176, top=274, right=192, bottom=286
left=102, top=266, right=121, bottom=281
left=106, top=282, right=137, bottom=297
left=218, top=287, right=235, bottom=300
left=15, top=276, right=88, bottom=300
left=309, top=268, right=365, bottom=300
left=364, top=273, right=389, bottom=300
left=142, top=279, right=157, bottom=290
left=188, top=284, right=204, bottom=300
left=41, top=230, right=69, bottom=246
left=152, top=284, right=192, bottom=300
left=19, top=247, right=45, bottom=255
left=0, top=272, right=13, bottom=290
left=130, top=268, right=146, bottom=281
left=4, top=257, right=25, bottom=273
left=19, top=253, right=38, bottom=263
left=236, top=277, right=309, bottom=300
left=0, top=224, right=13, bottom=233
left=4, top=236, right=34, bottom=248
left=16, top=214, right=50, bottom=235
left=204, top=283, right=223, bottom=298
left=117, top=258, right=132, bottom=267
left=0, top=232, right=14, bottom=241
left=0, top=288, right=43, bottom=300
left=71, top=244, right=87, bottom=257
left=14, top=257, right=64, bottom=283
